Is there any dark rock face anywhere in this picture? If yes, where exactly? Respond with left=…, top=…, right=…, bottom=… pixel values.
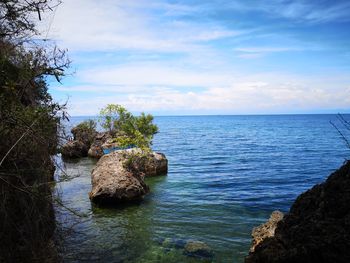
left=61, top=140, right=88, bottom=158
left=246, top=161, right=350, bottom=263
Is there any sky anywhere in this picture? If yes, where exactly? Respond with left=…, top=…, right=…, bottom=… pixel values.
left=40, top=0, right=350, bottom=116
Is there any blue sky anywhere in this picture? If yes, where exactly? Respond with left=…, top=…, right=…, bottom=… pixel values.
left=41, top=0, right=350, bottom=116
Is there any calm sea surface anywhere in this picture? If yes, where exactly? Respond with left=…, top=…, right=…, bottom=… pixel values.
left=56, top=115, right=349, bottom=263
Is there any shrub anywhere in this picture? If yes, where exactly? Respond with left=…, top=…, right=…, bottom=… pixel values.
left=99, top=104, right=158, bottom=150
left=99, top=104, right=133, bottom=134
left=75, top=119, right=96, bottom=131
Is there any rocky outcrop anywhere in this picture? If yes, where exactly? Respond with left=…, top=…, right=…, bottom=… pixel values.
left=88, top=132, right=112, bottom=158
left=61, top=140, right=89, bottom=158
left=249, top=211, right=284, bottom=253
left=246, top=161, right=350, bottom=263
left=71, top=125, right=97, bottom=145
left=89, top=149, right=168, bottom=204
left=61, top=123, right=97, bottom=159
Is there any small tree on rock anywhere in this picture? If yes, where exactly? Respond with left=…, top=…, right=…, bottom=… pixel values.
left=99, top=104, right=158, bottom=150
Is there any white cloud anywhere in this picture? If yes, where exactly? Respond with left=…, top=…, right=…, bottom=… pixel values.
left=53, top=85, right=151, bottom=93
left=60, top=73, right=350, bottom=115
left=40, top=0, right=350, bottom=115
left=78, top=64, right=237, bottom=87
left=38, top=0, right=243, bottom=52
left=225, top=0, right=350, bottom=24
left=234, top=45, right=324, bottom=58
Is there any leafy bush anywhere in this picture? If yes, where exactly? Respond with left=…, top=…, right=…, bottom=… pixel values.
left=99, top=104, right=158, bottom=149
left=75, top=119, right=96, bottom=131
left=99, top=104, right=133, bottom=133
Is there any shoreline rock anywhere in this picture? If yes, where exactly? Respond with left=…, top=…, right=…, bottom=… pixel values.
left=246, top=161, right=350, bottom=263
left=250, top=211, right=284, bottom=253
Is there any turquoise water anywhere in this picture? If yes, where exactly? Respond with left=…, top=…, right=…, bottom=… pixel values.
left=56, top=115, right=349, bottom=262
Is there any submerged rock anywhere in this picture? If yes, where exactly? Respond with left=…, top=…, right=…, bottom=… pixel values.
left=89, top=148, right=168, bottom=204
left=246, top=161, right=350, bottom=263
left=184, top=240, right=214, bottom=259
left=61, top=140, right=88, bottom=158
left=250, top=211, right=284, bottom=252
left=161, top=238, right=187, bottom=249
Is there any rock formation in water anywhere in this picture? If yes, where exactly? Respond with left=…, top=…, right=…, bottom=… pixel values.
left=61, top=140, right=89, bottom=158
left=87, top=132, right=112, bottom=158
left=246, top=161, right=350, bottom=263
left=89, top=148, right=168, bottom=204
left=61, top=124, right=97, bottom=158
left=71, top=125, right=97, bottom=145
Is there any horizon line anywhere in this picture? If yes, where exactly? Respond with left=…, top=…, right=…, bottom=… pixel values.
left=68, top=112, right=350, bottom=118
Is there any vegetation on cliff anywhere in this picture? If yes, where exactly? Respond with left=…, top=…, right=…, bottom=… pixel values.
left=0, top=0, right=69, bottom=261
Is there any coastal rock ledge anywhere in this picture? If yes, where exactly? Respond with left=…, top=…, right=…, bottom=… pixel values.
left=246, top=161, right=350, bottom=263
left=89, top=149, right=168, bottom=204
left=249, top=211, right=284, bottom=253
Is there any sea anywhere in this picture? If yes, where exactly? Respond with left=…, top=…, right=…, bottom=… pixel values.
left=55, top=114, right=349, bottom=263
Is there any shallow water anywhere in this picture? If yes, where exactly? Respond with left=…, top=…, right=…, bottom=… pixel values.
left=56, top=115, right=349, bottom=262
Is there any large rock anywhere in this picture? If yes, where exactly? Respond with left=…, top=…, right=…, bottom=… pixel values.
left=89, top=149, right=168, bottom=204
left=61, top=140, right=88, bottom=158
left=246, top=161, right=350, bottom=263
left=88, top=132, right=112, bottom=158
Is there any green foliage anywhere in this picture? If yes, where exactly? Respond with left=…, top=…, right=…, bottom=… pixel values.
left=0, top=1, right=69, bottom=261
left=113, top=130, right=151, bottom=150
left=99, top=104, right=133, bottom=133
left=134, top=112, right=158, bottom=138
left=75, top=119, right=96, bottom=131
left=99, top=104, right=158, bottom=149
